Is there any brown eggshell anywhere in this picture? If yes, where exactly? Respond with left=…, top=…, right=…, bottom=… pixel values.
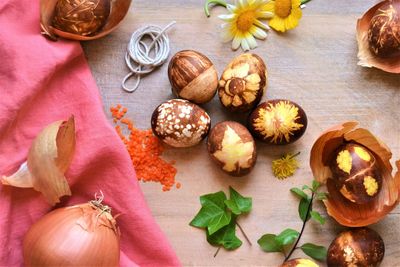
left=40, top=0, right=131, bottom=41
left=151, top=99, right=211, bottom=148
left=280, top=258, right=320, bottom=267
left=310, top=122, right=400, bottom=227
left=248, top=99, right=307, bottom=145
left=218, top=53, right=267, bottom=112
left=327, top=228, right=385, bottom=267
left=168, top=50, right=218, bottom=104
left=207, top=121, right=256, bottom=176
left=329, top=143, right=382, bottom=204
left=356, top=0, right=400, bottom=73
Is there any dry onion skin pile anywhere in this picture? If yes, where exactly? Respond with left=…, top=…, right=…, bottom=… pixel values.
left=310, top=121, right=400, bottom=226
left=356, top=0, right=400, bottom=73
left=40, top=0, right=132, bottom=41
left=1, top=117, right=76, bottom=206
left=23, top=196, right=120, bottom=267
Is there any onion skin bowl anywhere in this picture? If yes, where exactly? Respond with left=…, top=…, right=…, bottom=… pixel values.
left=40, top=0, right=132, bottom=41
left=310, top=121, right=400, bottom=227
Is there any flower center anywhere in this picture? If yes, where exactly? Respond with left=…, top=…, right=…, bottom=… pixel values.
left=275, top=0, right=292, bottom=18
left=237, top=11, right=255, bottom=32
left=227, top=78, right=246, bottom=95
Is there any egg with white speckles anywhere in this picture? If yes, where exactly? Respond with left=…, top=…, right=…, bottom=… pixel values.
left=151, top=99, right=211, bottom=148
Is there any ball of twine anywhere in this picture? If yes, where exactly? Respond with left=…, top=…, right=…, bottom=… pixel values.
left=122, top=21, right=176, bottom=93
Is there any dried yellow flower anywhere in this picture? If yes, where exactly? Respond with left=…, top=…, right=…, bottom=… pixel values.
left=272, top=152, right=300, bottom=180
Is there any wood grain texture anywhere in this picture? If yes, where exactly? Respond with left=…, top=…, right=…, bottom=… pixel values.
left=82, top=0, right=400, bottom=266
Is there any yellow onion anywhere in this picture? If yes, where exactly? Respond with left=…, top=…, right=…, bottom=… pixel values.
left=40, top=0, right=132, bottom=41
left=310, top=121, right=400, bottom=227
left=1, top=117, right=76, bottom=206
left=24, top=196, right=120, bottom=267
left=356, top=0, right=400, bottom=73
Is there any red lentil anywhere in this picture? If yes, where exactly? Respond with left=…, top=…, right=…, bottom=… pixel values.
left=110, top=105, right=179, bottom=191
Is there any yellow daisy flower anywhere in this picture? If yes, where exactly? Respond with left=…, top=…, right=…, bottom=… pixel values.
left=218, top=0, right=273, bottom=51
left=263, top=0, right=302, bottom=32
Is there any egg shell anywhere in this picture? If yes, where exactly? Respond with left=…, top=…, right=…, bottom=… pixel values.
left=327, top=228, right=385, bottom=267
left=207, top=121, right=256, bottom=177
left=218, top=53, right=267, bottom=112
left=151, top=99, right=211, bottom=148
left=168, top=50, right=218, bottom=104
left=248, top=99, right=307, bottom=145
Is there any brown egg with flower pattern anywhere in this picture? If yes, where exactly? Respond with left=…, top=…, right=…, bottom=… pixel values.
left=280, top=258, right=320, bottom=267
left=52, top=0, right=111, bottom=36
left=329, top=143, right=382, bottom=204
left=327, top=228, right=384, bottom=267
left=218, top=53, right=267, bottom=112
left=168, top=50, right=218, bottom=104
left=207, top=121, right=256, bottom=176
left=247, top=99, right=307, bottom=145
left=151, top=99, right=211, bottom=148
left=368, top=0, right=400, bottom=58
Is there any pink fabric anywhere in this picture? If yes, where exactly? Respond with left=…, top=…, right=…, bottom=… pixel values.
left=0, top=1, right=180, bottom=266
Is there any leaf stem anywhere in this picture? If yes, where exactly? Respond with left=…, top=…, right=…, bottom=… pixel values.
left=236, top=221, right=252, bottom=246
left=300, top=0, right=312, bottom=5
left=204, top=0, right=227, bottom=17
left=283, top=192, right=315, bottom=262
left=289, top=152, right=301, bottom=159
left=214, top=247, right=221, bottom=257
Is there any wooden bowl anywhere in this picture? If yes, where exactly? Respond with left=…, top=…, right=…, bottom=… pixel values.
left=40, top=0, right=132, bottom=41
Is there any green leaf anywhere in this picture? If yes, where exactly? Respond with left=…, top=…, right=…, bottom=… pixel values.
left=300, top=243, right=328, bottom=262
left=190, top=191, right=231, bottom=235
left=257, top=234, right=282, bottom=252
left=224, top=186, right=252, bottom=215
left=290, top=188, right=308, bottom=199
left=316, top=192, right=328, bottom=200
left=310, top=211, right=326, bottom=225
left=298, top=197, right=311, bottom=222
left=207, top=217, right=242, bottom=250
left=302, top=185, right=311, bottom=191
left=312, top=180, right=321, bottom=192
left=275, top=228, right=299, bottom=246
left=204, top=0, right=227, bottom=17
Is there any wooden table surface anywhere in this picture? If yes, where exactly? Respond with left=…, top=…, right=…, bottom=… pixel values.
left=82, top=0, right=400, bottom=266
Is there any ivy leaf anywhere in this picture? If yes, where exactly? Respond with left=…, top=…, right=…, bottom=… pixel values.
left=299, top=197, right=311, bottom=222
left=275, top=228, right=299, bottom=246
left=310, top=211, right=326, bottom=225
left=316, top=192, right=328, bottom=200
left=257, top=234, right=282, bottom=252
left=312, top=180, right=321, bottom=192
left=300, top=243, right=328, bottom=262
left=190, top=191, right=231, bottom=235
left=224, top=186, right=252, bottom=215
left=290, top=187, right=308, bottom=199
left=207, top=217, right=242, bottom=250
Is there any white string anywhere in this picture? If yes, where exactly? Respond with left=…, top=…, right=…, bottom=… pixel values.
left=122, top=21, right=176, bottom=93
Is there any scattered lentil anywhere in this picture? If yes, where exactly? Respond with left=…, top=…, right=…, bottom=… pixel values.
left=110, top=105, right=179, bottom=191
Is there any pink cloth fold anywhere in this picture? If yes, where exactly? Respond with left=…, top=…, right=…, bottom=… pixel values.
left=0, top=1, right=180, bottom=266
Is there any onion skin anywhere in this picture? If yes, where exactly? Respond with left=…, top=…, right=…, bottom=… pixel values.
left=23, top=202, right=120, bottom=267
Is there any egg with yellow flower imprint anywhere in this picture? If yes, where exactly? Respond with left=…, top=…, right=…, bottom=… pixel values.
left=219, top=53, right=267, bottom=112
left=218, top=0, right=273, bottom=51
left=262, top=0, right=303, bottom=32
left=329, top=143, right=382, bottom=204
left=248, top=99, right=307, bottom=145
